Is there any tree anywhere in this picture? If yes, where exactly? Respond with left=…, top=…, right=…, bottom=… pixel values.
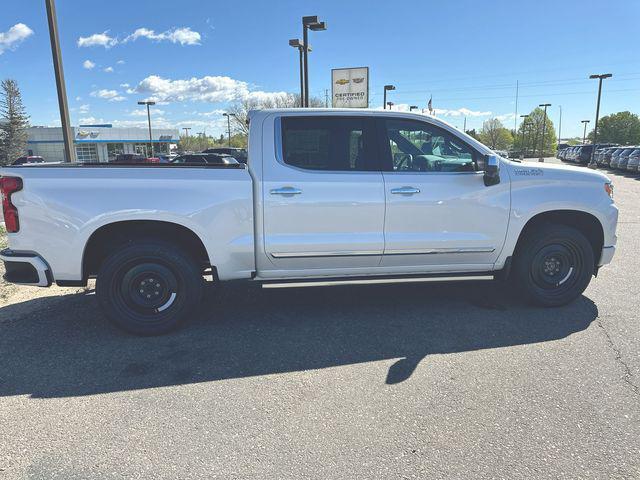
left=478, top=118, right=513, bottom=150
left=227, top=93, right=324, bottom=136
left=0, top=79, right=30, bottom=165
left=587, top=111, right=640, bottom=145
left=514, top=107, right=556, bottom=157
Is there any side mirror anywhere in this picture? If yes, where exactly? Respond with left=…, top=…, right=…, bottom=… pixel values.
left=483, top=155, right=500, bottom=186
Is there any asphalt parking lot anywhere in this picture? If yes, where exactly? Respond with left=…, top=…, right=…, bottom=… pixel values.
left=1, top=157, right=639, bottom=479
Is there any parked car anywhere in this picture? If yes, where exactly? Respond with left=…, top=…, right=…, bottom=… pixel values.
left=601, top=147, right=619, bottom=167
left=616, top=148, right=636, bottom=170
left=112, top=153, right=147, bottom=164
left=609, top=148, right=626, bottom=169
left=575, top=145, right=594, bottom=165
left=202, top=147, right=248, bottom=164
left=0, top=108, right=618, bottom=335
left=12, top=156, right=45, bottom=165
left=171, top=153, right=239, bottom=165
left=626, top=148, right=640, bottom=172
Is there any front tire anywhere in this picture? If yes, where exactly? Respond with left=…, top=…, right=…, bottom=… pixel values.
left=96, top=241, right=204, bottom=335
left=512, top=224, right=594, bottom=307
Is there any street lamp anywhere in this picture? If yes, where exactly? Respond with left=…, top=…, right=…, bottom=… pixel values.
left=289, top=39, right=311, bottom=107
left=386, top=102, right=394, bottom=110
left=409, top=105, right=418, bottom=111
left=588, top=73, right=613, bottom=167
left=581, top=120, right=591, bottom=145
left=538, top=103, right=551, bottom=162
left=302, top=16, right=326, bottom=108
left=519, top=114, right=529, bottom=159
left=182, top=127, right=191, bottom=137
left=222, top=113, right=237, bottom=147
left=383, top=85, right=395, bottom=109
left=138, top=100, right=156, bottom=157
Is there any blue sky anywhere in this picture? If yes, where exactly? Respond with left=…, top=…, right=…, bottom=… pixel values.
left=1, top=0, right=639, bottom=138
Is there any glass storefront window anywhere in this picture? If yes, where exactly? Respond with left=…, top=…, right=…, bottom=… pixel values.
left=107, top=143, right=125, bottom=161
left=75, top=143, right=98, bottom=163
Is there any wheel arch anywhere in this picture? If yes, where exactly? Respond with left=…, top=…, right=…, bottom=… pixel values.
left=513, top=210, right=604, bottom=271
left=82, top=220, right=212, bottom=280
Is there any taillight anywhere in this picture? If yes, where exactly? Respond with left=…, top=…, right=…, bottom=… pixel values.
left=1, top=176, right=23, bottom=233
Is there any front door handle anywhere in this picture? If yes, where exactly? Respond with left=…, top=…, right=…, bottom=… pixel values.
left=270, top=187, right=302, bottom=195
left=391, top=186, right=420, bottom=195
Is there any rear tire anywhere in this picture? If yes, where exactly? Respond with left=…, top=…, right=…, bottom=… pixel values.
left=512, top=224, right=594, bottom=307
left=96, top=241, right=204, bottom=335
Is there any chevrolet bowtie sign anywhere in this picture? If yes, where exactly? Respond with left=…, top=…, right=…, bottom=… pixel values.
left=332, top=67, right=369, bottom=108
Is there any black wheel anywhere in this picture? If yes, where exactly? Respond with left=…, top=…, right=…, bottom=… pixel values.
left=512, top=224, right=594, bottom=307
left=96, top=241, right=204, bottom=335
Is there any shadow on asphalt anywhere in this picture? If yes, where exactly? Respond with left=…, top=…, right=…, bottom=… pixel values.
left=0, top=281, right=598, bottom=398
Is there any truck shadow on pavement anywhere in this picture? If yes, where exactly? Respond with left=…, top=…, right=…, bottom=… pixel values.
left=0, top=280, right=598, bottom=398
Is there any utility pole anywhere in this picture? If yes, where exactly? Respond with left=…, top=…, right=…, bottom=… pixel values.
left=183, top=127, right=191, bottom=137
left=514, top=80, right=519, bottom=133
left=581, top=120, right=590, bottom=145
left=45, top=0, right=75, bottom=162
left=519, top=114, right=529, bottom=159
left=588, top=73, right=612, bottom=167
left=538, top=103, right=551, bottom=162
left=325, top=89, right=329, bottom=108
left=223, top=113, right=232, bottom=147
left=463, top=116, right=467, bottom=132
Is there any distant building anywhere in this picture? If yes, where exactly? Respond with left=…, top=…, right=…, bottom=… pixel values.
left=27, top=124, right=180, bottom=162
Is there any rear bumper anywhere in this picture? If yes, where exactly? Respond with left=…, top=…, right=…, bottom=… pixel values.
left=599, top=246, right=616, bottom=267
left=0, top=249, right=52, bottom=287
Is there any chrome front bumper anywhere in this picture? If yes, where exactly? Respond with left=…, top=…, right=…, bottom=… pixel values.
left=0, top=249, right=52, bottom=287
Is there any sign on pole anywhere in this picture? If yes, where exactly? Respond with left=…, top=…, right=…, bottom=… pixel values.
left=331, top=67, right=369, bottom=108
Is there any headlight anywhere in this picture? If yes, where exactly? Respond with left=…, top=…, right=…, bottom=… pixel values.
left=604, top=182, right=614, bottom=200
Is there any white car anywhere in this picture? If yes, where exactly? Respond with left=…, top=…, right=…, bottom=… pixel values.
left=0, top=109, right=618, bottom=335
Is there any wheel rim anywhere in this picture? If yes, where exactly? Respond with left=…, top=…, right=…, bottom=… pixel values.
left=529, top=240, right=583, bottom=297
left=117, top=261, right=179, bottom=319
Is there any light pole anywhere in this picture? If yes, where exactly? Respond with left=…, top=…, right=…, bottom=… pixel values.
left=538, top=103, right=551, bottom=162
left=581, top=120, right=591, bottom=145
left=138, top=100, right=156, bottom=157
left=386, top=102, right=394, bottom=110
left=409, top=105, right=418, bottom=111
left=519, top=114, right=529, bottom=159
left=223, top=113, right=232, bottom=147
left=557, top=105, right=562, bottom=146
left=182, top=127, right=191, bottom=137
left=588, top=73, right=612, bottom=167
left=289, top=39, right=310, bottom=106
left=383, top=85, right=395, bottom=109
left=45, top=0, right=75, bottom=162
left=302, top=16, right=326, bottom=108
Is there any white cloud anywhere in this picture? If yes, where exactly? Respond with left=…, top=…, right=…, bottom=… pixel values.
left=78, top=104, right=90, bottom=114
left=495, top=113, right=516, bottom=123
left=124, top=27, right=201, bottom=45
left=103, top=66, right=114, bottom=73
left=120, top=83, right=130, bottom=88
left=131, top=74, right=288, bottom=104
left=77, top=32, right=117, bottom=48
left=90, top=89, right=126, bottom=102
left=75, top=96, right=82, bottom=101
left=78, top=116, right=104, bottom=124
left=0, top=23, right=34, bottom=55
left=116, top=59, right=125, bottom=65
left=129, top=107, right=165, bottom=117
left=83, top=59, right=95, bottom=70
left=433, top=107, right=492, bottom=117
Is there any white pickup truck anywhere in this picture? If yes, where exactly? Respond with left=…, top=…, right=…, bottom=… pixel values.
left=1, top=109, right=618, bottom=335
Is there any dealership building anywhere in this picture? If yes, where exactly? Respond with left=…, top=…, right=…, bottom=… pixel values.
left=27, top=124, right=180, bottom=162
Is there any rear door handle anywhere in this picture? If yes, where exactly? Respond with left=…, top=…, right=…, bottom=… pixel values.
left=270, top=187, right=302, bottom=195
left=391, top=186, right=420, bottom=195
